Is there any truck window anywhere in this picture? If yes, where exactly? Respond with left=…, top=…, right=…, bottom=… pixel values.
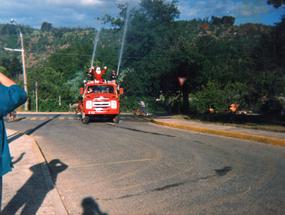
left=89, top=86, right=114, bottom=94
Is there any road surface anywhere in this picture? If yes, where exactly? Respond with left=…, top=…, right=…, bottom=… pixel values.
left=6, top=114, right=285, bottom=215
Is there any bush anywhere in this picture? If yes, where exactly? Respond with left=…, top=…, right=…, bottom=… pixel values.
left=120, top=96, right=138, bottom=112
left=189, top=81, right=249, bottom=114
left=260, top=98, right=283, bottom=115
left=189, top=81, right=227, bottom=113
left=120, top=96, right=158, bottom=113
left=28, top=97, right=69, bottom=112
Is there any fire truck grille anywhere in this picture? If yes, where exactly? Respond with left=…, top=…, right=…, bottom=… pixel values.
left=93, top=102, right=110, bottom=108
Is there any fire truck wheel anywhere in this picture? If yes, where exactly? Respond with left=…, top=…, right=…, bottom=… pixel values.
left=81, top=113, right=90, bottom=124
left=113, top=116, right=120, bottom=123
left=82, top=116, right=90, bottom=124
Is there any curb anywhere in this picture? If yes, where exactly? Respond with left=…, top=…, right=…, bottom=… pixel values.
left=6, top=129, right=69, bottom=215
left=151, top=120, right=285, bottom=147
left=29, top=136, right=69, bottom=215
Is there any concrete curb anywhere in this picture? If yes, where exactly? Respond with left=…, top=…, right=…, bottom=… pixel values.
left=29, top=136, right=69, bottom=215
left=151, top=119, right=285, bottom=147
left=6, top=129, right=68, bottom=215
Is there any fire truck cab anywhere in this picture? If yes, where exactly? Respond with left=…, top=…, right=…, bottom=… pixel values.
left=78, top=67, right=123, bottom=124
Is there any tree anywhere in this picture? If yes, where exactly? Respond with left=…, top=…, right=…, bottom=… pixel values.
left=140, top=0, right=180, bottom=23
left=102, top=4, right=127, bottom=28
left=221, top=16, right=235, bottom=25
left=0, top=66, right=7, bottom=75
left=41, top=22, right=53, bottom=32
left=122, top=0, right=180, bottom=99
left=267, top=0, right=285, bottom=8
left=275, top=16, right=285, bottom=67
left=0, top=24, right=17, bottom=35
left=0, top=57, right=21, bottom=78
left=28, top=66, right=71, bottom=111
left=211, top=16, right=235, bottom=25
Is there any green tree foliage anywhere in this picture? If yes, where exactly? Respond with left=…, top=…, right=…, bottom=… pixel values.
left=41, top=22, right=53, bottom=32
left=211, top=16, right=235, bottom=25
left=0, top=24, right=18, bottom=35
left=140, top=0, right=180, bottom=23
left=0, top=66, right=7, bottom=74
left=28, top=65, right=71, bottom=111
left=275, top=16, right=285, bottom=67
left=189, top=81, right=249, bottom=114
left=122, top=0, right=180, bottom=98
left=267, top=0, right=285, bottom=8
left=0, top=57, right=22, bottom=78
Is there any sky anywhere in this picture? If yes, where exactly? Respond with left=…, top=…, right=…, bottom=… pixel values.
left=0, top=0, right=284, bottom=28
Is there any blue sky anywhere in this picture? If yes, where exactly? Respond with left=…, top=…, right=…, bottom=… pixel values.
left=0, top=0, right=284, bottom=28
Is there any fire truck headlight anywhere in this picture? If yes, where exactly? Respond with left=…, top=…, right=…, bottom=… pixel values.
left=111, top=100, right=117, bottom=109
left=86, top=100, right=93, bottom=109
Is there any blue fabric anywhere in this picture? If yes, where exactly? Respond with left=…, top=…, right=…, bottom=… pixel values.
left=0, top=85, right=27, bottom=176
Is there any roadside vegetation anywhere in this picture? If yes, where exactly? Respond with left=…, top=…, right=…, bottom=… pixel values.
left=0, top=0, right=284, bottom=125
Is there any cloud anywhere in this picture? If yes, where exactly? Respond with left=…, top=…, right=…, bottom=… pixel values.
left=0, top=0, right=120, bottom=28
left=0, top=0, right=142, bottom=27
left=238, top=3, right=269, bottom=16
left=179, top=0, right=271, bottom=20
left=47, top=0, right=104, bottom=6
left=0, top=0, right=282, bottom=27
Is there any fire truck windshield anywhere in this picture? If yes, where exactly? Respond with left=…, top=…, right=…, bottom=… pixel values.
left=87, top=85, right=115, bottom=94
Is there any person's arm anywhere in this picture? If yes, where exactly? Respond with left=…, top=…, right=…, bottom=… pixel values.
left=0, top=72, right=27, bottom=117
left=0, top=72, right=16, bottom=86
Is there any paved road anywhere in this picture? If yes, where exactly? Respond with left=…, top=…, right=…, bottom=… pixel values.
left=6, top=115, right=285, bottom=215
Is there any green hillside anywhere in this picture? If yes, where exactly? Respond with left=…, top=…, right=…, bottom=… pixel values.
left=0, top=0, right=284, bottom=115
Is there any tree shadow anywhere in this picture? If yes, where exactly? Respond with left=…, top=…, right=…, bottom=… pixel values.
left=81, top=197, right=108, bottom=215
left=2, top=159, right=68, bottom=215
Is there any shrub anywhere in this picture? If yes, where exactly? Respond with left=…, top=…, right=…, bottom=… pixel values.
left=189, top=81, right=249, bottom=114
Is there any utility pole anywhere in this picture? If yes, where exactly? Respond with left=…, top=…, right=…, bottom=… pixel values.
left=35, top=81, right=38, bottom=112
left=19, top=31, right=28, bottom=111
left=4, top=19, right=28, bottom=111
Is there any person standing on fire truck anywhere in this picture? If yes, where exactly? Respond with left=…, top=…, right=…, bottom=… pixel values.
left=0, top=72, right=27, bottom=209
left=88, top=66, right=107, bottom=81
left=110, top=70, right=117, bottom=81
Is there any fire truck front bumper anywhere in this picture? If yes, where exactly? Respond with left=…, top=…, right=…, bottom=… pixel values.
left=84, top=100, right=120, bottom=115
left=86, top=108, right=119, bottom=115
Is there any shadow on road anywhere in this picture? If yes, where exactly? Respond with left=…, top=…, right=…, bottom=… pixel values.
left=7, top=114, right=60, bottom=143
left=81, top=197, right=108, bottom=215
left=111, top=125, right=175, bottom=137
left=102, top=166, right=233, bottom=201
left=2, top=159, right=68, bottom=215
left=11, top=152, right=25, bottom=165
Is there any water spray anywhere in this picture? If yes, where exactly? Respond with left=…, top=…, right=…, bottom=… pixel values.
left=117, top=4, right=131, bottom=76
left=90, top=19, right=102, bottom=68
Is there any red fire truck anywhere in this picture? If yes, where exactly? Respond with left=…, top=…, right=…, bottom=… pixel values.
left=78, top=66, right=123, bottom=124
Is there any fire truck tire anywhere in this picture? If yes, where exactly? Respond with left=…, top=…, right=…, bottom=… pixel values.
left=81, top=113, right=90, bottom=124
left=82, top=116, right=90, bottom=124
left=113, top=116, right=120, bottom=123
